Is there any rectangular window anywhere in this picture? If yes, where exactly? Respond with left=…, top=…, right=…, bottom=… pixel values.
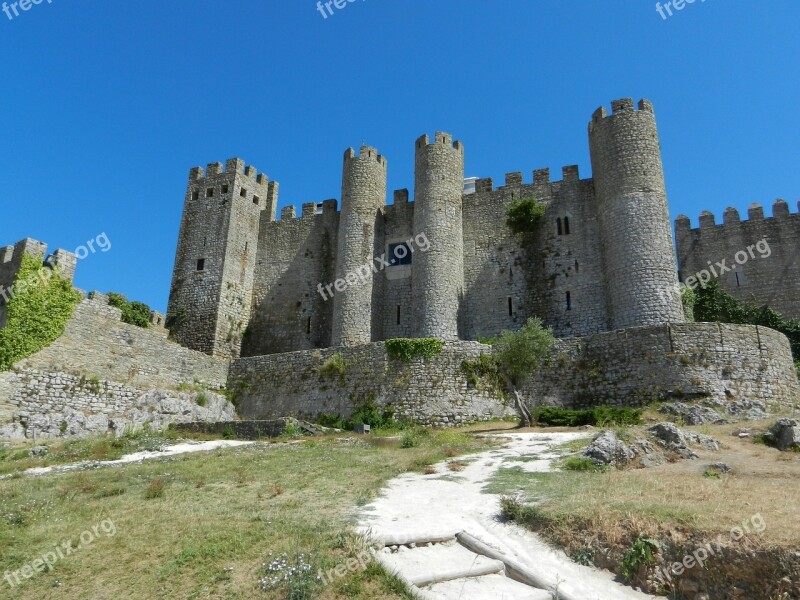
left=508, top=297, right=513, bottom=316
left=196, top=259, right=205, bottom=271
left=566, top=291, right=572, bottom=311
left=240, top=188, right=247, bottom=198
left=206, top=188, right=214, bottom=198
left=388, top=242, right=412, bottom=266
left=396, top=305, right=401, bottom=325
left=253, top=196, right=260, bottom=206
left=221, top=184, right=229, bottom=194
left=307, top=317, right=311, bottom=334
left=192, top=190, right=199, bottom=201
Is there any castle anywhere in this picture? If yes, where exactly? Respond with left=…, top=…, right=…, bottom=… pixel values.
left=167, top=98, right=691, bottom=359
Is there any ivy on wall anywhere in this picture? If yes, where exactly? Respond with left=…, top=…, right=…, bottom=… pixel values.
left=385, top=338, right=444, bottom=362
left=0, top=255, right=83, bottom=371
left=506, top=196, right=546, bottom=235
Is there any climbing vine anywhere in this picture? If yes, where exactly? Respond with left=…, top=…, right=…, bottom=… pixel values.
left=385, top=338, right=444, bottom=362
left=0, top=254, right=83, bottom=371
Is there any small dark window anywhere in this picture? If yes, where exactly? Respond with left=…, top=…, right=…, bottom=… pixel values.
left=735, top=272, right=741, bottom=287
left=196, top=259, right=205, bottom=271
left=240, top=188, right=247, bottom=198
left=566, top=291, right=572, bottom=311
left=222, top=184, right=229, bottom=194
left=244, top=242, right=248, bottom=252
left=396, top=305, right=401, bottom=325
left=574, top=260, right=579, bottom=273
left=388, top=242, right=412, bottom=266
left=306, top=317, right=311, bottom=334
left=564, top=217, right=570, bottom=235
left=206, top=188, right=214, bottom=198
left=557, top=218, right=563, bottom=236
left=508, top=297, right=513, bottom=316
left=253, top=196, right=260, bottom=206
left=192, top=190, right=199, bottom=201
left=203, top=237, right=206, bottom=247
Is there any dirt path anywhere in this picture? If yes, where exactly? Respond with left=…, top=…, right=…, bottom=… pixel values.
left=358, top=431, right=660, bottom=600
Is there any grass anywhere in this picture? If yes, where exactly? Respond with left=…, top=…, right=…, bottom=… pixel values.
left=0, top=428, right=493, bottom=599
left=486, top=423, right=800, bottom=547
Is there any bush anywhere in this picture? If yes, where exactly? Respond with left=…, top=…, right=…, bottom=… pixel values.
left=318, top=353, right=346, bottom=381
left=400, top=428, right=427, bottom=448
left=196, top=392, right=208, bottom=407
left=561, top=456, right=608, bottom=472
left=506, top=196, right=546, bottom=234
left=620, top=538, right=660, bottom=582
left=533, top=406, right=642, bottom=427
left=107, top=292, right=151, bottom=328
left=0, top=255, right=83, bottom=371
left=385, top=338, right=444, bottom=362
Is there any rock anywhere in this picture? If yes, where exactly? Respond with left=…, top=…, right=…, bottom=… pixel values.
left=764, top=418, right=800, bottom=451
left=29, top=445, right=49, bottom=456
left=659, top=402, right=726, bottom=425
left=582, top=430, right=634, bottom=466
left=702, top=398, right=768, bottom=421
left=647, top=422, right=720, bottom=459
left=0, top=422, right=26, bottom=440
left=707, top=462, right=731, bottom=474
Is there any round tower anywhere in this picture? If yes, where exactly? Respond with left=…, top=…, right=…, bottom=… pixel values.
left=411, top=132, right=464, bottom=340
left=331, top=146, right=387, bottom=346
left=589, top=98, right=685, bottom=329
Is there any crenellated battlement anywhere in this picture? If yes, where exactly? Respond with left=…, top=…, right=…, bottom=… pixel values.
left=415, top=132, right=464, bottom=154
left=676, top=199, right=799, bottom=230
left=470, top=165, right=587, bottom=194
left=343, top=145, right=387, bottom=167
left=589, top=98, right=654, bottom=130
left=189, top=158, right=271, bottom=187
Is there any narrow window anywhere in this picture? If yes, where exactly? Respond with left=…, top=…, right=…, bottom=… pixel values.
left=564, top=217, right=570, bottom=235
left=244, top=241, right=248, bottom=252
left=203, top=237, right=206, bottom=247
left=735, top=272, right=741, bottom=287
left=206, top=188, right=214, bottom=198
left=253, top=196, right=260, bottom=206
left=221, top=184, right=229, bottom=194
left=566, top=291, right=572, bottom=311
left=508, top=297, right=513, bottom=316
left=192, top=190, right=199, bottom=201
left=557, top=218, right=563, bottom=236
left=240, top=188, right=247, bottom=198
left=396, top=305, right=401, bottom=325
left=196, top=259, right=205, bottom=271
left=574, top=260, right=579, bottom=273
left=306, top=317, right=311, bottom=334
left=388, top=242, right=413, bottom=266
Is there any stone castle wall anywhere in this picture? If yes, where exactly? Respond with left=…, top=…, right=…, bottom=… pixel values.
left=523, top=323, right=800, bottom=409
left=230, top=341, right=516, bottom=426
left=16, top=294, right=228, bottom=390
left=676, top=201, right=800, bottom=319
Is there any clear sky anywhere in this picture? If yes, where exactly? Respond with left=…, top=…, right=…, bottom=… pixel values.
left=1, top=0, right=798, bottom=312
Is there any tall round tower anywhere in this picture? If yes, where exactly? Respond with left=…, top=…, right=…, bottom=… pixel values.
left=589, top=98, right=685, bottom=330
left=331, top=146, right=387, bottom=346
left=411, top=132, right=464, bottom=340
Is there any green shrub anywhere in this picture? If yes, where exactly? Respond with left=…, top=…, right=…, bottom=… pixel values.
left=681, top=285, right=697, bottom=322
left=196, top=392, right=208, bottom=407
left=499, top=496, right=543, bottom=527
left=385, top=338, right=444, bottom=362
left=107, top=292, right=151, bottom=328
left=492, top=317, right=554, bottom=387
left=506, top=196, right=546, bottom=234
left=318, top=352, right=346, bottom=381
left=221, top=425, right=235, bottom=439
left=620, top=538, right=660, bottom=582
left=0, top=255, right=83, bottom=371
left=561, top=456, right=608, bottom=472
left=533, top=406, right=642, bottom=427
left=400, top=428, right=427, bottom=448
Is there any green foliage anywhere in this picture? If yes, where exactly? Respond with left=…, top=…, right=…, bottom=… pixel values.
left=317, top=399, right=406, bottom=432
left=499, top=496, right=545, bottom=528
left=570, top=548, right=595, bottom=567
left=165, top=306, right=187, bottom=330
left=0, top=255, right=83, bottom=371
left=107, top=292, right=151, bottom=328
left=385, top=338, right=444, bottom=362
left=561, top=456, right=609, bottom=473
left=143, top=477, right=167, bottom=500
left=506, top=196, right=546, bottom=234
left=620, top=537, right=660, bottom=582
left=461, top=353, right=504, bottom=395
left=533, top=406, right=642, bottom=427
left=680, top=285, right=697, bottom=322
left=221, top=425, right=235, bottom=439
left=196, top=392, right=208, bottom=407
left=284, top=421, right=302, bottom=437
left=795, top=361, right=800, bottom=380
left=400, top=427, right=428, bottom=448
left=693, top=281, right=800, bottom=359
left=492, top=317, right=555, bottom=386
left=318, top=352, right=347, bottom=381
left=703, top=469, right=721, bottom=479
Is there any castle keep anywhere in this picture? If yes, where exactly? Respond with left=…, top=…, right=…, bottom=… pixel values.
left=167, top=98, right=687, bottom=359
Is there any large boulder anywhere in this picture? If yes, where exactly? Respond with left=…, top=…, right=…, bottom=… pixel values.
left=659, top=403, right=726, bottom=425
left=647, top=422, right=719, bottom=459
left=582, top=430, right=634, bottom=466
left=704, top=398, right=768, bottom=421
left=764, top=418, right=800, bottom=451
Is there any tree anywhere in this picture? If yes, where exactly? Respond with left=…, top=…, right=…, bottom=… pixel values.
left=492, top=317, right=555, bottom=427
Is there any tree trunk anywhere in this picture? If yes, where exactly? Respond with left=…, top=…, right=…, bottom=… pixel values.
left=512, top=388, right=532, bottom=428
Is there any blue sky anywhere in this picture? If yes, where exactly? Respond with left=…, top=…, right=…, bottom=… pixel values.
left=1, top=0, right=797, bottom=312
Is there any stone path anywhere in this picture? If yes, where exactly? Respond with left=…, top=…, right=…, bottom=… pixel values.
left=358, top=432, right=660, bottom=600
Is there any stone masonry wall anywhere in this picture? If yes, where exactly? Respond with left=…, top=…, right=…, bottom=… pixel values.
left=231, top=341, right=516, bottom=426
left=523, top=323, right=799, bottom=409
left=0, top=369, right=235, bottom=440
left=676, top=201, right=800, bottom=320
left=15, top=294, right=229, bottom=390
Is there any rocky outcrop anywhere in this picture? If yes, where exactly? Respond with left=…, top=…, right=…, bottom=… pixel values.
left=764, top=418, right=800, bottom=451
